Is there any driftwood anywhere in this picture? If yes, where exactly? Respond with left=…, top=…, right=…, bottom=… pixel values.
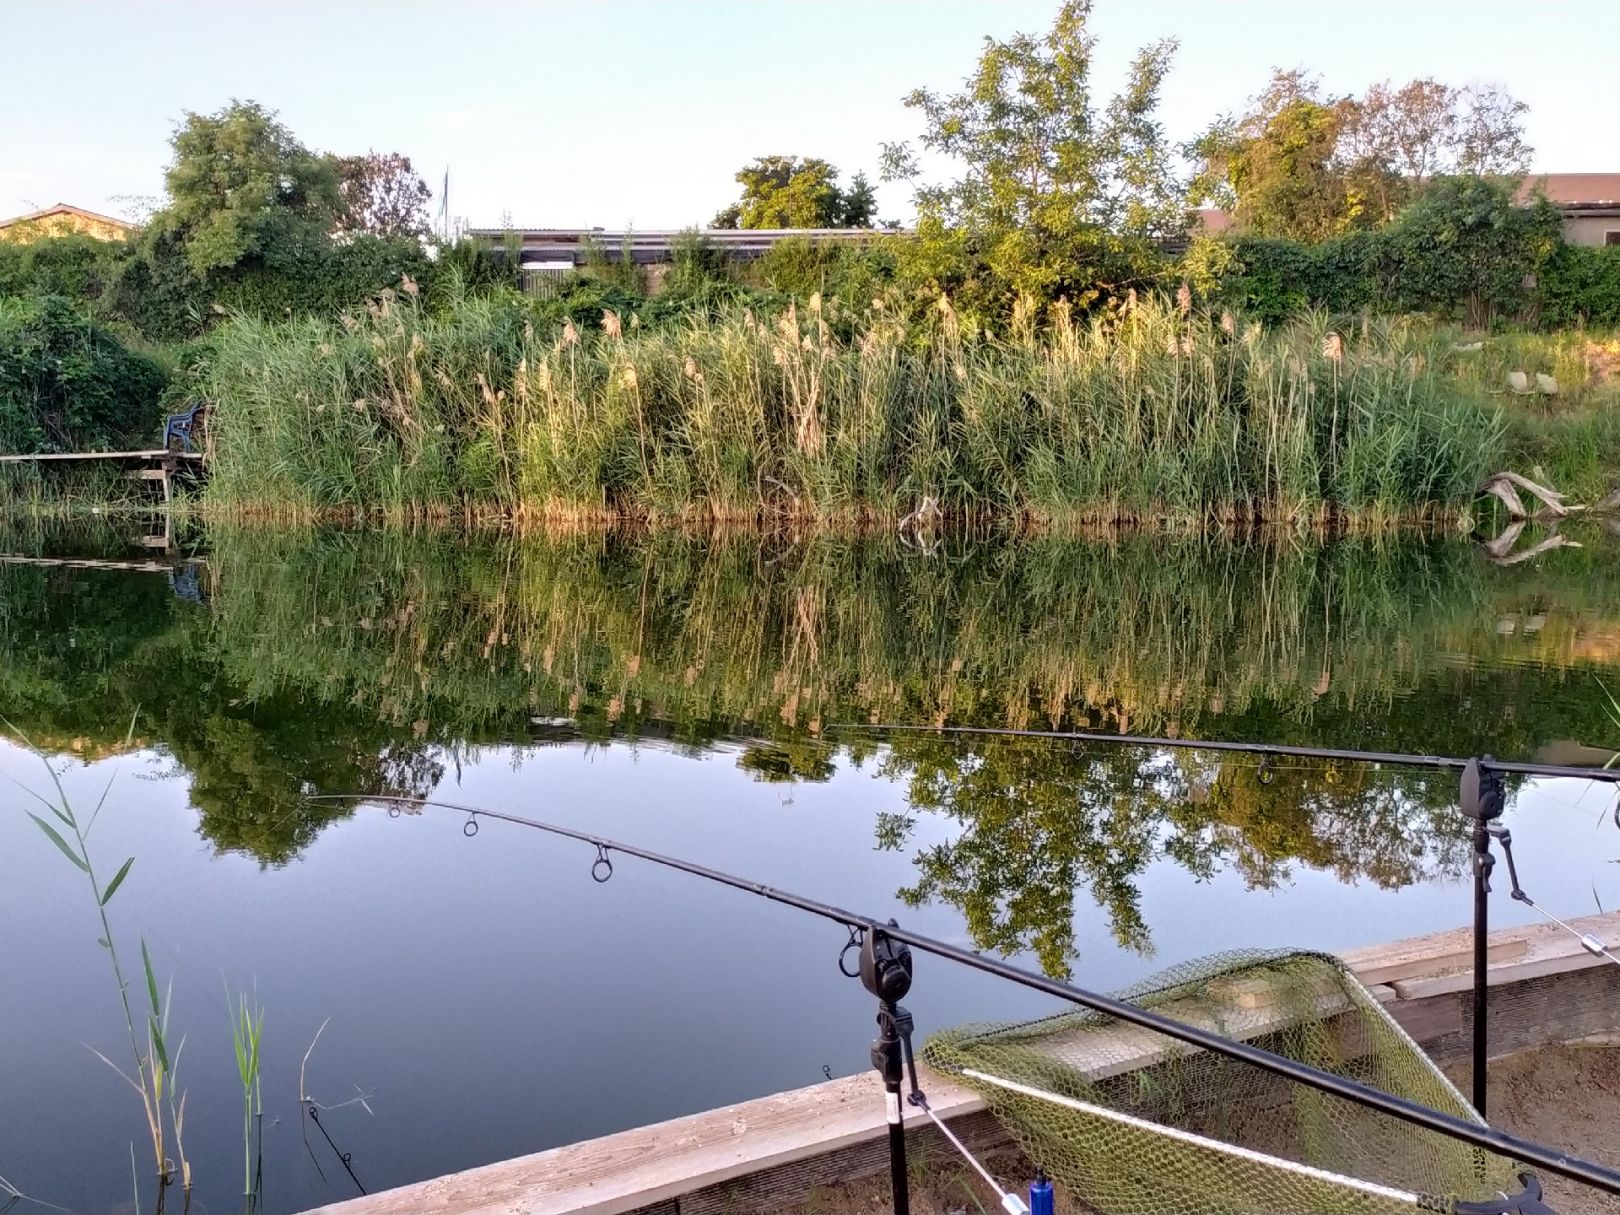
left=1475, top=471, right=1581, bottom=520
left=1477, top=521, right=1582, bottom=566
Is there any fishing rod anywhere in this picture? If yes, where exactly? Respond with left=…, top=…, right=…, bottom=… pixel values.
left=834, top=722, right=1620, bottom=785
left=311, top=792, right=1620, bottom=1206
left=841, top=723, right=1620, bottom=1118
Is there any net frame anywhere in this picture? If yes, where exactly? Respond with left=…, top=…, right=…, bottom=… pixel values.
left=924, top=949, right=1527, bottom=1215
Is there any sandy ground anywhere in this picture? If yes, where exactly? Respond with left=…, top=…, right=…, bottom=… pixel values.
left=1460, top=1044, right=1620, bottom=1214
left=781, top=1045, right=1620, bottom=1215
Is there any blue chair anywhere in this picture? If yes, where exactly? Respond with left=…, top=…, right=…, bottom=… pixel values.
left=163, top=402, right=205, bottom=452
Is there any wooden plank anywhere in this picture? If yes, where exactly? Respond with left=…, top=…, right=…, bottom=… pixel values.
left=298, top=1072, right=985, bottom=1215
left=0, top=449, right=202, bottom=463
left=1341, top=924, right=1529, bottom=985
left=1392, top=912, right=1620, bottom=1000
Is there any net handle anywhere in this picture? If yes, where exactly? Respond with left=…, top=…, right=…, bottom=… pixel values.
left=957, top=1067, right=1427, bottom=1210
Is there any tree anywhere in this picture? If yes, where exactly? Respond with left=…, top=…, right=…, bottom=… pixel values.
left=712, top=156, right=877, bottom=229
left=151, top=100, right=340, bottom=275
left=1193, top=71, right=1361, bottom=241
left=1455, top=83, right=1532, bottom=177
left=881, top=0, right=1187, bottom=317
left=1197, top=72, right=1534, bottom=238
left=331, top=151, right=433, bottom=240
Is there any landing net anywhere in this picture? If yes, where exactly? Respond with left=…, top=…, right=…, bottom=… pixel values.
left=923, top=950, right=1525, bottom=1214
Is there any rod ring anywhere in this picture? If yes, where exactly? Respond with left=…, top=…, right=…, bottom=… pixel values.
left=464, top=815, right=479, bottom=838
left=591, top=846, right=613, bottom=883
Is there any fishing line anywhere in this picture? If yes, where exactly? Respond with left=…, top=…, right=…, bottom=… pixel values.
left=834, top=722, right=1620, bottom=786
left=310, top=791, right=1620, bottom=1198
left=1490, top=825, right=1620, bottom=969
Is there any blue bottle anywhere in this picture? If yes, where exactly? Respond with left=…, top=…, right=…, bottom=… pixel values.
left=1029, top=1167, right=1054, bottom=1215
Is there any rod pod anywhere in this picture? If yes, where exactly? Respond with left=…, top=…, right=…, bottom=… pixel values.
left=862, top=921, right=915, bottom=1215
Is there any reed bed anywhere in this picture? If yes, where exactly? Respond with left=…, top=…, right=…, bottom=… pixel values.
left=202, top=293, right=1503, bottom=526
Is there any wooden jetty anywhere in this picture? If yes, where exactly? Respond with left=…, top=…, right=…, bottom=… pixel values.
left=299, top=910, right=1620, bottom=1215
left=0, top=449, right=203, bottom=503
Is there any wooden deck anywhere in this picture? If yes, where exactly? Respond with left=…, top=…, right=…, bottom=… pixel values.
left=299, top=910, right=1620, bottom=1215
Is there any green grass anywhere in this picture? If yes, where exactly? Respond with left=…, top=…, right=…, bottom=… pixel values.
left=199, top=292, right=1504, bottom=527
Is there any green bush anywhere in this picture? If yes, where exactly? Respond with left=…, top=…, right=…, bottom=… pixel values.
left=0, top=296, right=169, bottom=452
left=0, top=234, right=132, bottom=317
left=1539, top=243, right=1620, bottom=328
left=1191, top=178, right=1567, bottom=329
left=1206, top=232, right=1382, bottom=324
left=211, top=233, right=435, bottom=321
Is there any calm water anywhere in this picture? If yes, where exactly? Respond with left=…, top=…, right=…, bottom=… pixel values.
left=3, top=524, right=1619, bottom=1213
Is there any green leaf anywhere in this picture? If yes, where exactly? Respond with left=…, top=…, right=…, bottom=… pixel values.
left=27, top=812, right=87, bottom=872
left=100, top=857, right=135, bottom=906
left=141, top=940, right=162, bottom=1017
left=149, top=1014, right=171, bottom=1074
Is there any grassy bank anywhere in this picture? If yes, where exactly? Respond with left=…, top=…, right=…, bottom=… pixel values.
left=201, top=294, right=1502, bottom=526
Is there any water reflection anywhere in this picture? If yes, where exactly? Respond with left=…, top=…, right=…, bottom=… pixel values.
left=2, top=525, right=1616, bottom=959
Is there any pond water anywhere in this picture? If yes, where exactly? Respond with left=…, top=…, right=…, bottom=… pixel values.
left=3, top=523, right=1619, bottom=1213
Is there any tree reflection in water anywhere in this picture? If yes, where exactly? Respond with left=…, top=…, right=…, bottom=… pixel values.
left=1, top=525, right=1615, bottom=966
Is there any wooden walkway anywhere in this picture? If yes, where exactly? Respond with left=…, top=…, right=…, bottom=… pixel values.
left=0, top=449, right=204, bottom=502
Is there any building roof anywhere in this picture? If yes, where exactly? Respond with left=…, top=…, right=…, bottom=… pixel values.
left=468, top=226, right=899, bottom=266
left=0, top=202, right=134, bottom=233
left=1517, top=174, right=1620, bottom=207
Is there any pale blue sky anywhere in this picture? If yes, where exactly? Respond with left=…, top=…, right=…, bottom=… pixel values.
left=3, top=1, right=1617, bottom=229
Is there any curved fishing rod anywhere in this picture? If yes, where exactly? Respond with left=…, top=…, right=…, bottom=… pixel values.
left=312, top=791, right=1620, bottom=1199
left=834, top=723, right=1620, bottom=784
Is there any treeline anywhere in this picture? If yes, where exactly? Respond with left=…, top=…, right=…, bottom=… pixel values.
left=4, top=1, right=1620, bottom=479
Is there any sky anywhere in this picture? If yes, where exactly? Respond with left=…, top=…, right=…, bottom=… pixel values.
left=3, top=0, right=1618, bottom=231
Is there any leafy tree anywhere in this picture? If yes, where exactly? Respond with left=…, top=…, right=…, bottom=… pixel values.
left=1192, top=71, right=1360, bottom=241
left=1454, top=83, right=1533, bottom=176
left=150, top=100, right=341, bottom=275
left=712, top=156, right=877, bottom=229
left=331, top=151, right=433, bottom=240
left=881, top=0, right=1186, bottom=319
left=1197, top=72, right=1533, bottom=238
left=838, top=172, right=879, bottom=228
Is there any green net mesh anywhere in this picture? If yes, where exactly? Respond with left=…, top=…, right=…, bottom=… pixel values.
left=923, top=950, right=1525, bottom=1215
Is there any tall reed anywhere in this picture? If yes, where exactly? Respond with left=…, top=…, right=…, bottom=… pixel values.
left=202, top=292, right=1503, bottom=526
left=15, top=744, right=190, bottom=1202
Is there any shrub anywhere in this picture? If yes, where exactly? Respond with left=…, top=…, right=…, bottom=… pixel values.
left=0, top=234, right=132, bottom=317
left=211, top=233, right=435, bottom=321
left=0, top=296, right=169, bottom=452
left=1538, top=243, right=1620, bottom=328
